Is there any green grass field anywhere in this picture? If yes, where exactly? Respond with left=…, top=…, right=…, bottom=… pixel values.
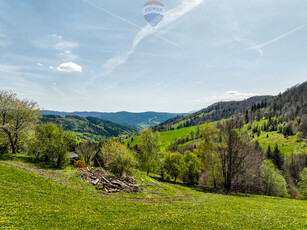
left=127, top=119, right=304, bottom=154
left=0, top=157, right=306, bottom=229
left=252, top=131, right=301, bottom=154
left=127, top=122, right=215, bottom=149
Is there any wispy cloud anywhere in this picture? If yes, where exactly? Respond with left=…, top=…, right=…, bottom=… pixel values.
left=57, top=62, right=82, bottom=73
left=214, top=24, right=305, bottom=62
left=95, top=0, right=205, bottom=75
left=55, top=41, right=80, bottom=50
left=249, top=25, right=305, bottom=53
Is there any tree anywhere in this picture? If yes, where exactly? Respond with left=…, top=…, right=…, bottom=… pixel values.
left=28, top=123, right=70, bottom=167
left=138, top=129, right=161, bottom=175
left=298, top=168, right=307, bottom=199
left=196, top=124, right=223, bottom=188
left=163, top=151, right=183, bottom=182
left=181, top=151, right=201, bottom=185
left=76, top=141, right=97, bottom=165
left=218, top=119, right=263, bottom=192
left=267, top=144, right=272, bottom=160
left=272, top=144, right=284, bottom=171
left=99, top=139, right=136, bottom=176
left=261, top=160, right=288, bottom=197
left=0, top=91, right=40, bottom=153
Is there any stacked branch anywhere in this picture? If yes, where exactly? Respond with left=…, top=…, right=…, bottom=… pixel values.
left=78, top=169, right=140, bottom=193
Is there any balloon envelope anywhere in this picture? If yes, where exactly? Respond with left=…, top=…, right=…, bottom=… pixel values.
left=142, top=1, right=164, bottom=27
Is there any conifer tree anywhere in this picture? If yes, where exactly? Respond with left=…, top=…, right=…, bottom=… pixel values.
left=273, top=144, right=284, bottom=171
left=267, top=144, right=272, bottom=160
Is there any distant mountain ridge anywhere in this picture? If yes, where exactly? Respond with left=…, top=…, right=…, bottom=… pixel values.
left=42, top=111, right=186, bottom=130
left=40, top=115, right=138, bottom=141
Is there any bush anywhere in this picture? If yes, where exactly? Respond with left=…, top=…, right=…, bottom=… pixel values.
left=261, top=160, right=288, bottom=197
left=74, top=160, right=88, bottom=168
left=181, top=151, right=201, bottom=185
left=298, top=168, right=307, bottom=199
left=100, top=139, right=136, bottom=176
left=163, top=151, right=183, bottom=182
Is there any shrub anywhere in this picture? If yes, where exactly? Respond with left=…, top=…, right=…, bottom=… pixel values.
left=74, top=160, right=88, bottom=168
left=100, top=139, right=136, bottom=176
left=261, top=160, right=287, bottom=197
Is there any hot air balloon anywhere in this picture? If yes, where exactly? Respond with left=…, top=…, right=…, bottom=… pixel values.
left=142, top=1, right=164, bottom=28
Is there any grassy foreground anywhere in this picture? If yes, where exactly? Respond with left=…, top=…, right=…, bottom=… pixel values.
left=0, top=161, right=306, bottom=229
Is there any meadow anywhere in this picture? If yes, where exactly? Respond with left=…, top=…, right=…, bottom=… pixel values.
left=127, top=119, right=302, bottom=154
left=0, top=156, right=306, bottom=229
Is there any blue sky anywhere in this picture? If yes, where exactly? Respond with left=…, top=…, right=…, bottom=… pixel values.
left=0, top=0, right=306, bottom=113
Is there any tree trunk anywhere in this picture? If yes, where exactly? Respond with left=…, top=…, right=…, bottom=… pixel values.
left=147, top=168, right=149, bottom=176
left=9, top=136, right=16, bottom=154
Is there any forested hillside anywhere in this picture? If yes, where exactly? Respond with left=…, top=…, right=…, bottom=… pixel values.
left=247, top=82, right=307, bottom=123
left=153, top=96, right=272, bottom=132
left=43, top=111, right=186, bottom=130
left=40, top=115, right=137, bottom=141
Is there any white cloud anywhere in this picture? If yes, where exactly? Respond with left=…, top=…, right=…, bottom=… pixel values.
left=56, top=62, right=82, bottom=73
left=99, top=0, right=205, bottom=75
left=55, top=41, right=79, bottom=50
left=200, top=91, right=258, bottom=103
left=60, top=50, right=79, bottom=61
left=36, top=63, right=43, bottom=67
left=49, top=66, right=55, bottom=70
left=52, top=34, right=62, bottom=40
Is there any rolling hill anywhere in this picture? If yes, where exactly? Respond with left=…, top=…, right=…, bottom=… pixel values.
left=42, top=111, right=186, bottom=130
left=40, top=115, right=137, bottom=141
left=153, top=96, right=273, bottom=132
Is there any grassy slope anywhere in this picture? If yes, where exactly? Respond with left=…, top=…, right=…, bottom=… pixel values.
left=241, top=120, right=303, bottom=154
left=127, top=119, right=304, bottom=154
left=127, top=123, right=215, bottom=149
left=0, top=158, right=306, bottom=229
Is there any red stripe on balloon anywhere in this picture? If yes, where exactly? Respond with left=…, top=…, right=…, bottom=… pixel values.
left=144, top=1, right=164, bottom=7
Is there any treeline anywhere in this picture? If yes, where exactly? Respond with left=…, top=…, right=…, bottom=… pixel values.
left=154, top=96, right=272, bottom=132
left=155, top=81, right=307, bottom=134
left=245, top=81, right=307, bottom=138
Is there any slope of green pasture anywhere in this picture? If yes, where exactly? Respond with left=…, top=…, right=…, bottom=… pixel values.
left=241, top=120, right=304, bottom=154
left=126, top=123, right=211, bottom=149
left=0, top=161, right=306, bottom=229
left=252, top=131, right=302, bottom=154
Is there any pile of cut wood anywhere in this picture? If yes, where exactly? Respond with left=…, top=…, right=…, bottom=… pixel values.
left=78, top=168, right=141, bottom=193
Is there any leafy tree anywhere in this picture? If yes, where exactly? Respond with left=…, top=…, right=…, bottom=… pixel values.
left=138, top=129, right=161, bottom=175
left=181, top=151, right=201, bottom=185
left=298, top=168, right=307, bottom=199
left=0, top=91, right=40, bottom=153
left=261, top=160, right=288, bottom=197
left=196, top=124, right=223, bottom=188
left=163, top=151, right=183, bottom=182
left=76, top=141, right=97, bottom=165
left=28, top=123, right=70, bottom=166
left=100, top=139, right=136, bottom=176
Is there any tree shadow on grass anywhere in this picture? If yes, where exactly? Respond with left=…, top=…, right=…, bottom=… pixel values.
left=150, top=175, right=253, bottom=198
left=0, top=153, right=64, bottom=170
